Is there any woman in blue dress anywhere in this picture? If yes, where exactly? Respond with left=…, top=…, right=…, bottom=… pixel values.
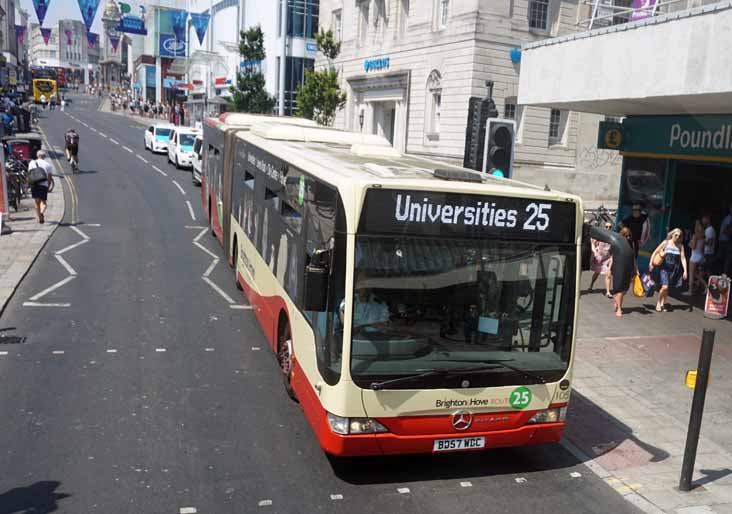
left=649, top=228, right=688, bottom=312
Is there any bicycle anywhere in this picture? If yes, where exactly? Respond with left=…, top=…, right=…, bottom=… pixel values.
left=6, top=160, right=27, bottom=211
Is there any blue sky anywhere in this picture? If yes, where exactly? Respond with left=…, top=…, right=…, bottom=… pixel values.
left=20, top=0, right=106, bottom=33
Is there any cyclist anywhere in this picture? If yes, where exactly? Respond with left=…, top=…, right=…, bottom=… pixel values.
left=65, top=128, right=80, bottom=170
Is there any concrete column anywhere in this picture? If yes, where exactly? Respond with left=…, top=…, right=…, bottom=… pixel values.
left=155, top=56, right=162, bottom=103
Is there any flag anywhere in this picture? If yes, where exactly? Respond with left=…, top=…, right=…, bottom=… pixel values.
left=31, top=0, right=50, bottom=26
left=64, top=29, right=72, bottom=45
left=109, top=34, right=120, bottom=52
left=41, top=27, right=52, bottom=45
left=190, top=12, right=210, bottom=46
left=77, top=0, right=101, bottom=33
left=86, top=32, right=97, bottom=48
left=15, top=25, right=27, bottom=45
left=167, top=9, right=188, bottom=42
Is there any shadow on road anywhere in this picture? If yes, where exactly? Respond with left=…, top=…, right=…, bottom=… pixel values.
left=0, top=481, right=70, bottom=514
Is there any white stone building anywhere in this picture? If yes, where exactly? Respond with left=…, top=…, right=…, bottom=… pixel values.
left=319, top=0, right=622, bottom=204
left=28, top=23, right=59, bottom=68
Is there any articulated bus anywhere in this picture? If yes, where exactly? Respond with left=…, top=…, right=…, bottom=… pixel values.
left=201, top=113, right=317, bottom=264
left=32, top=79, right=57, bottom=103
left=209, top=122, right=633, bottom=456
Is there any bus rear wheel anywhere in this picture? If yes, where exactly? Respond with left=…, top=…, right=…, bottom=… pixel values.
left=278, top=319, right=297, bottom=401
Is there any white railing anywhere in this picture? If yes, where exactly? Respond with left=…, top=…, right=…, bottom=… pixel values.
left=579, top=0, right=694, bottom=30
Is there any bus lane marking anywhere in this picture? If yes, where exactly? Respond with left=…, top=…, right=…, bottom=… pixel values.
left=202, top=277, right=236, bottom=304
left=185, top=201, right=196, bottom=221
left=172, top=180, right=186, bottom=195
left=27, top=276, right=76, bottom=302
left=22, top=302, right=71, bottom=307
left=54, top=254, right=77, bottom=276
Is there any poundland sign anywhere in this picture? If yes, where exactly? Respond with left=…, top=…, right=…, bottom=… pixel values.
left=598, top=115, right=732, bottom=161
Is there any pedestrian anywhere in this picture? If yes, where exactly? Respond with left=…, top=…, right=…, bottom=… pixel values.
left=589, top=222, right=614, bottom=297
left=40, top=93, right=47, bottom=110
left=60, top=97, right=66, bottom=111
left=49, top=95, right=56, bottom=111
left=702, top=214, right=716, bottom=269
left=1, top=108, right=15, bottom=136
left=621, top=204, right=648, bottom=258
left=718, top=204, right=732, bottom=274
left=649, top=228, right=688, bottom=312
left=27, top=149, right=55, bottom=224
left=612, top=227, right=636, bottom=317
left=685, top=220, right=707, bottom=295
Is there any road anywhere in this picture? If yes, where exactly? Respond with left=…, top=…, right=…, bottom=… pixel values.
left=0, top=95, right=643, bottom=514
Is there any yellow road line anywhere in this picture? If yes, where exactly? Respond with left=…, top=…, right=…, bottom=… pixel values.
left=37, top=126, right=79, bottom=224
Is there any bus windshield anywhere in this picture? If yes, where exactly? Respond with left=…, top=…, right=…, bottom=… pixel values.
left=349, top=236, right=575, bottom=389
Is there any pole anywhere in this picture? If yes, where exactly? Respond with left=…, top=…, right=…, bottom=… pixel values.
left=679, top=329, right=715, bottom=492
left=278, top=0, right=287, bottom=116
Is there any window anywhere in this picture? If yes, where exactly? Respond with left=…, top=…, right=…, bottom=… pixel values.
left=504, top=97, right=523, bottom=142
left=373, top=0, right=387, bottom=42
left=426, top=70, right=442, bottom=137
left=287, top=0, right=319, bottom=38
left=548, top=108, right=567, bottom=145
left=284, top=56, right=314, bottom=115
left=398, top=0, right=409, bottom=37
left=438, top=0, right=449, bottom=28
left=504, top=102, right=516, bottom=120
left=358, top=0, right=370, bottom=45
left=332, top=9, right=342, bottom=41
left=528, top=0, right=550, bottom=30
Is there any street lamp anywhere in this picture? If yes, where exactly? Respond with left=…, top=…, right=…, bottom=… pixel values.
left=359, top=110, right=364, bottom=131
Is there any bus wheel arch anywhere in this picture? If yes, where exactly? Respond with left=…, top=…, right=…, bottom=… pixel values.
left=277, top=312, right=297, bottom=401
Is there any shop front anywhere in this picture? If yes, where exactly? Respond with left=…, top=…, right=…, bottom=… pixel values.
left=599, top=115, right=732, bottom=268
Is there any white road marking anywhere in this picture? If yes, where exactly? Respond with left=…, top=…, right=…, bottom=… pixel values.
left=397, top=487, right=410, bottom=494
left=230, top=305, right=252, bottom=310
left=22, top=302, right=71, bottom=307
left=194, top=241, right=218, bottom=260
left=152, top=165, right=167, bottom=177
left=172, top=180, right=186, bottom=195
left=90, top=127, right=98, bottom=133
left=99, top=133, right=108, bottom=139
left=258, top=500, right=272, bottom=507
left=52, top=350, right=64, bottom=355
left=460, top=481, right=473, bottom=488
left=185, top=200, right=196, bottom=221
left=137, top=155, right=149, bottom=164
left=202, top=277, right=235, bottom=304
left=81, top=122, right=88, bottom=127
left=203, top=258, right=219, bottom=278
left=106, top=349, right=117, bottom=353
left=155, top=348, right=166, bottom=352
left=54, top=254, right=77, bottom=276
left=185, top=225, right=206, bottom=229
left=204, top=348, right=214, bottom=352
left=56, top=238, right=89, bottom=255
left=251, top=347, right=261, bottom=351
left=179, top=508, right=197, bottom=514
left=85, top=223, right=102, bottom=227
left=515, top=477, right=528, bottom=484
left=0, top=351, right=9, bottom=356
left=122, top=146, right=133, bottom=153
left=330, top=494, right=343, bottom=501
left=29, top=276, right=76, bottom=301
left=193, top=228, right=207, bottom=243
left=109, top=138, right=119, bottom=145
left=570, top=472, right=582, bottom=478
left=69, top=225, right=91, bottom=240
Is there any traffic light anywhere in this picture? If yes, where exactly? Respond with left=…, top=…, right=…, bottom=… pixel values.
left=463, top=96, right=498, bottom=171
left=483, top=119, right=515, bottom=178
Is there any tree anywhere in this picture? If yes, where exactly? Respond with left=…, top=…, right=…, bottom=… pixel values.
left=296, top=29, right=347, bottom=126
left=229, top=25, right=275, bottom=114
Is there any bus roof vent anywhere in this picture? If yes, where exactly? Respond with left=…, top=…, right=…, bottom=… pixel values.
left=433, top=168, right=484, bottom=183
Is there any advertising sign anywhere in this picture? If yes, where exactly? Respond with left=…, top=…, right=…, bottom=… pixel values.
left=118, top=15, right=147, bottom=35
left=704, top=275, right=731, bottom=319
left=631, top=0, right=657, bottom=21
left=159, top=34, right=186, bottom=58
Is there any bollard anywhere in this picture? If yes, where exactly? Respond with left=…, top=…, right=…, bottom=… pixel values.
left=679, top=329, right=715, bottom=492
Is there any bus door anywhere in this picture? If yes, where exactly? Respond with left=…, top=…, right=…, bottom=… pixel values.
left=222, top=129, right=238, bottom=261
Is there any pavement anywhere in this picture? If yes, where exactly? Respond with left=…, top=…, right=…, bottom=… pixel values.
left=0, top=92, right=729, bottom=514
left=0, top=117, right=66, bottom=315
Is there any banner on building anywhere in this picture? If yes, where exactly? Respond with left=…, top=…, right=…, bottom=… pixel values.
left=32, top=0, right=50, bottom=26
left=190, top=12, right=210, bottom=46
left=158, top=34, right=186, bottom=58
left=631, top=0, right=657, bottom=21
left=118, top=2, right=131, bottom=14
left=64, top=29, right=72, bottom=45
left=40, top=27, right=52, bottom=45
left=77, top=0, right=102, bottom=33
left=117, top=15, right=147, bottom=35
left=15, top=25, right=27, bottom=45
left=109, top=34, right=120, bottom=53
left=167, top=9, right=188, bottom=42
left=87, top=32, right=98, bottom=48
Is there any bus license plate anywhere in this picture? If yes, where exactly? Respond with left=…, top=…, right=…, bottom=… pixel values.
left=433, top=436, right=485, bottom=452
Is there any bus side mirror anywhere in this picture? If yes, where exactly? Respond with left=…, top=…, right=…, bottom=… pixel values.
left=584, top=223, right=634, bottom=295
left=304, top=264, right=329, bottom=312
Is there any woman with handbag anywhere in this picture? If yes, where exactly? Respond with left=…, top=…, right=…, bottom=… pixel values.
left=649, top=228, right=688, bottom=312
left=589, top=222, right=614, bottom=297
left=613, top=227, right=638, bottom=317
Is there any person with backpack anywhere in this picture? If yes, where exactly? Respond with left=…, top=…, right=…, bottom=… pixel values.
left=65, top=128, right=80, bottom=169
left=27, top=150, right=55, bottom=224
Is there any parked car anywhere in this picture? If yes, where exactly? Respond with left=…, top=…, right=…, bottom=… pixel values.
left=167, top=128, right=200, bottom=169
left=144, top=123, right=175, bottom=153
left=192, top=134, right=203, bottom=185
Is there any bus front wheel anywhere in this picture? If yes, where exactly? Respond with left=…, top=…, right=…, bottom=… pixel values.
left=278, top=318, right=297, bottom=401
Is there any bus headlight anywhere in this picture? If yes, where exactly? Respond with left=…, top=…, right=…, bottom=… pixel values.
left=527, top=407, right=567, bottom=424
left=327, top=413, right=389, bottom=435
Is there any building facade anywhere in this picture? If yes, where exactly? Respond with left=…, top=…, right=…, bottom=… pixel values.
left=28, top=23, right=59, bottom=68
left=319, top=0, right=621, bottom=204
left=14, top=7, right=28, bottom=86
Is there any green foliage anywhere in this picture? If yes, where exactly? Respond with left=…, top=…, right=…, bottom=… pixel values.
left=295, top=29, right=346, bottom=126
left=229, top=25, right=275, bottom=114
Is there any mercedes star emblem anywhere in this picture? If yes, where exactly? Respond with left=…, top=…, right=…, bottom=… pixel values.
left=452, top=410, right=473, bottom=431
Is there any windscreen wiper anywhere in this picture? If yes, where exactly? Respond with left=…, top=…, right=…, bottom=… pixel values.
left=369, top=364, right=505, bottom=391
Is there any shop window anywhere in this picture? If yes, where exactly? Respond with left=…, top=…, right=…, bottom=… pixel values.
left=426, top=70, right=442, bottom=139
left=529, top=0, right=551, bottom=31
left=548, top=108, right=567, bottom=146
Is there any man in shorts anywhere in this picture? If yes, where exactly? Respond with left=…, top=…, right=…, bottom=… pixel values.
left=65, top=128, right=79, bottom=165
left=28, top=150, right=55, bottom=223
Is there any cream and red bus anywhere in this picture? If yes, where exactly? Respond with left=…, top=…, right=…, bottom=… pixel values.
left=201, top=113, right=316, bottom=264
left=224, top=122, right=632, bottom=456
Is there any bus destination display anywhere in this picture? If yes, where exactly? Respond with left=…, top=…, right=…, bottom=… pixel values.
left=359, top=189, right=576, bottom=242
